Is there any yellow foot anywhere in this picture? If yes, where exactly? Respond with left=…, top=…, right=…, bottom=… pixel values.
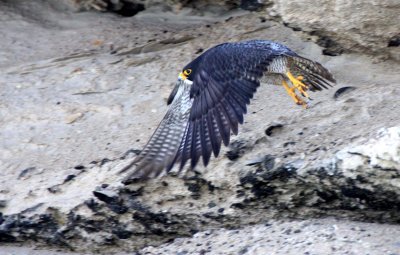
left=286, top=71, right=310, bottom=99
left=282, top=79, right=308, bottom=108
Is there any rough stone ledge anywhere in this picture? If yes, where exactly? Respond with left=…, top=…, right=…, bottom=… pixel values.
left=267, top=0, right=400, bottom=61
left=67, top=0, right=400, bottom=60
left=0, top=127, right=399, bottom=252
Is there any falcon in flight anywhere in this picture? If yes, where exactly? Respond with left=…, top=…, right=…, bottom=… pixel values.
left=121, top=40, right=335, bottom=180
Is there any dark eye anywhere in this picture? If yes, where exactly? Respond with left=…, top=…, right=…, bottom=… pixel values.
left=184, top=69, right=192, bottom=76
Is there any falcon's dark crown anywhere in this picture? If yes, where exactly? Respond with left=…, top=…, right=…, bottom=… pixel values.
left=182, top=53, right=205, bottom=80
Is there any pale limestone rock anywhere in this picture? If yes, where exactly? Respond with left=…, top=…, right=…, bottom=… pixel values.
left=337, top=127, right=400, bottom=171
left=269, top=0, right=400, bottom=60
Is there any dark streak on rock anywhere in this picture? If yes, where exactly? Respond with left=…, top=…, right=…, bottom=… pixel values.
left=341, top=184, right=400, bottom=211
left=85, top=198, right=102, bottom=212
left=283, top=141, right=296, bottom=147
left=132, top=210, right=180, bottom=235
left=334, top=87, right=356, bottom=99
left=311, top=31, right=345, bottom=56
left=18, top=167, right=36, bottom=179
left=64, top=174, right=76, bottom=183
left=112, top=228, right=133, bottom=239
left=265, top=124, right=283, bottom=136
left=93, top=190, right=128, bottom=214
left=100, top=158, right=111, bottom=166
left=387, top=35, right=400, bottom=47
left=226, top=140, right=247, bottom=160
left=48, top=186, right=61, bottom=193
left=225, top=17, right=233, bottom=22
left=283, top=22, right=302, bottom=32
left=104, top=0, right=145, bottom=17
left=262, top=155, right=275, bottom=171
left=249, top=164, right=296, bottom=198
left=0, top=213, right=68, bottom=246
left=183, top=175, right=218, bottom=200
left=240, top=0, right=265, bottom=11
left=74, top=165, right=85, bottom=170
left=0, top=200, right=7, bottom=208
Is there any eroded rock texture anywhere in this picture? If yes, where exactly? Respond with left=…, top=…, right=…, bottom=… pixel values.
left=1, top=128, right=399, bottom=252
left=269, top=0, right=400, bottom=60
left=68, top=0, right=400, bottom=60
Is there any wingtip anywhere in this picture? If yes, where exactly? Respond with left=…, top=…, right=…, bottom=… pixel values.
left=122, top=175, right=143, bottom=185
left=118, top=160, right=137, bottom=175
left=121, top=161, right=166, bottom=184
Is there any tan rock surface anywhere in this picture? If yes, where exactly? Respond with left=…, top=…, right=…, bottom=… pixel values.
left=269, top=0, right=400, bottom=60
left=0, top=1, right=400, bottom=254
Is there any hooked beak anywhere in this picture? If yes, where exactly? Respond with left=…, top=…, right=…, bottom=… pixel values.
left=178, top=72, right=187, bottom=80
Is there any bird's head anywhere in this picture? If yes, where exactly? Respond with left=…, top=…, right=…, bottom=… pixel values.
left=179, top=68, right=193, bottom=81
left=178, top=54, right=204, bottom=81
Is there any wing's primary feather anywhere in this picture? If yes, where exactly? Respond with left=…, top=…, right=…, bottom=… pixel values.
left=168, top=41, right=280, bottom=171
left=119, top=79, right=193, bottom=179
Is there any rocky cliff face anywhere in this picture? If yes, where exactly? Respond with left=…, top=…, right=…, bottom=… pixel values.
left=69, top=0, right=400, bottom=60
left=270, top=0, right=400, bottom=60
left=0, top=0, right=399, bottom=254
left=2, top=127, right=400, bottom=252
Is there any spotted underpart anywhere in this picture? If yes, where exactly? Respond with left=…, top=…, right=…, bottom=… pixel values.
left=121, top=40, right=336, bottom=180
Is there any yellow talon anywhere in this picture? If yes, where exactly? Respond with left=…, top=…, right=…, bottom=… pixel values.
left=282, top=80, right=308, bottom=108
left=281, top=71, right=313, bottom=109
left=286, top=71, right=310, bottom=99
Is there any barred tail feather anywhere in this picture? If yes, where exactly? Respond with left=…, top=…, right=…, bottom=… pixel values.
left=287, top=55, right=336, bottom=91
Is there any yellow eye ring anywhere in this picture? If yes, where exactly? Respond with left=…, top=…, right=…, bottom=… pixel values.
left=183, top=69, right=192, bottom=76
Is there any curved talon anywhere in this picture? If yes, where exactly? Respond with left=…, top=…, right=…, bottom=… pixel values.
left=282, top=80, right=308, bottom=108
left=286, top=72, right=310, bottom=99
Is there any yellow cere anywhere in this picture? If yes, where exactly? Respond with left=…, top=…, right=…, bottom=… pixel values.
left=179, top=69, right=192, bottom=80
left=179, top=72, right=187, bottom=80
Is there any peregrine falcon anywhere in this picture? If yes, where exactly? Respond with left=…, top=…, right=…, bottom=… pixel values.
left=121, top=40, right=335, bottom=180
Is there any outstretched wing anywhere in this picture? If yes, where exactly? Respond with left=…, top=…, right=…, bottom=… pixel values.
left=119, top=80, right=193, bottom=179
left=167, top=42, right=280, bottom=172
